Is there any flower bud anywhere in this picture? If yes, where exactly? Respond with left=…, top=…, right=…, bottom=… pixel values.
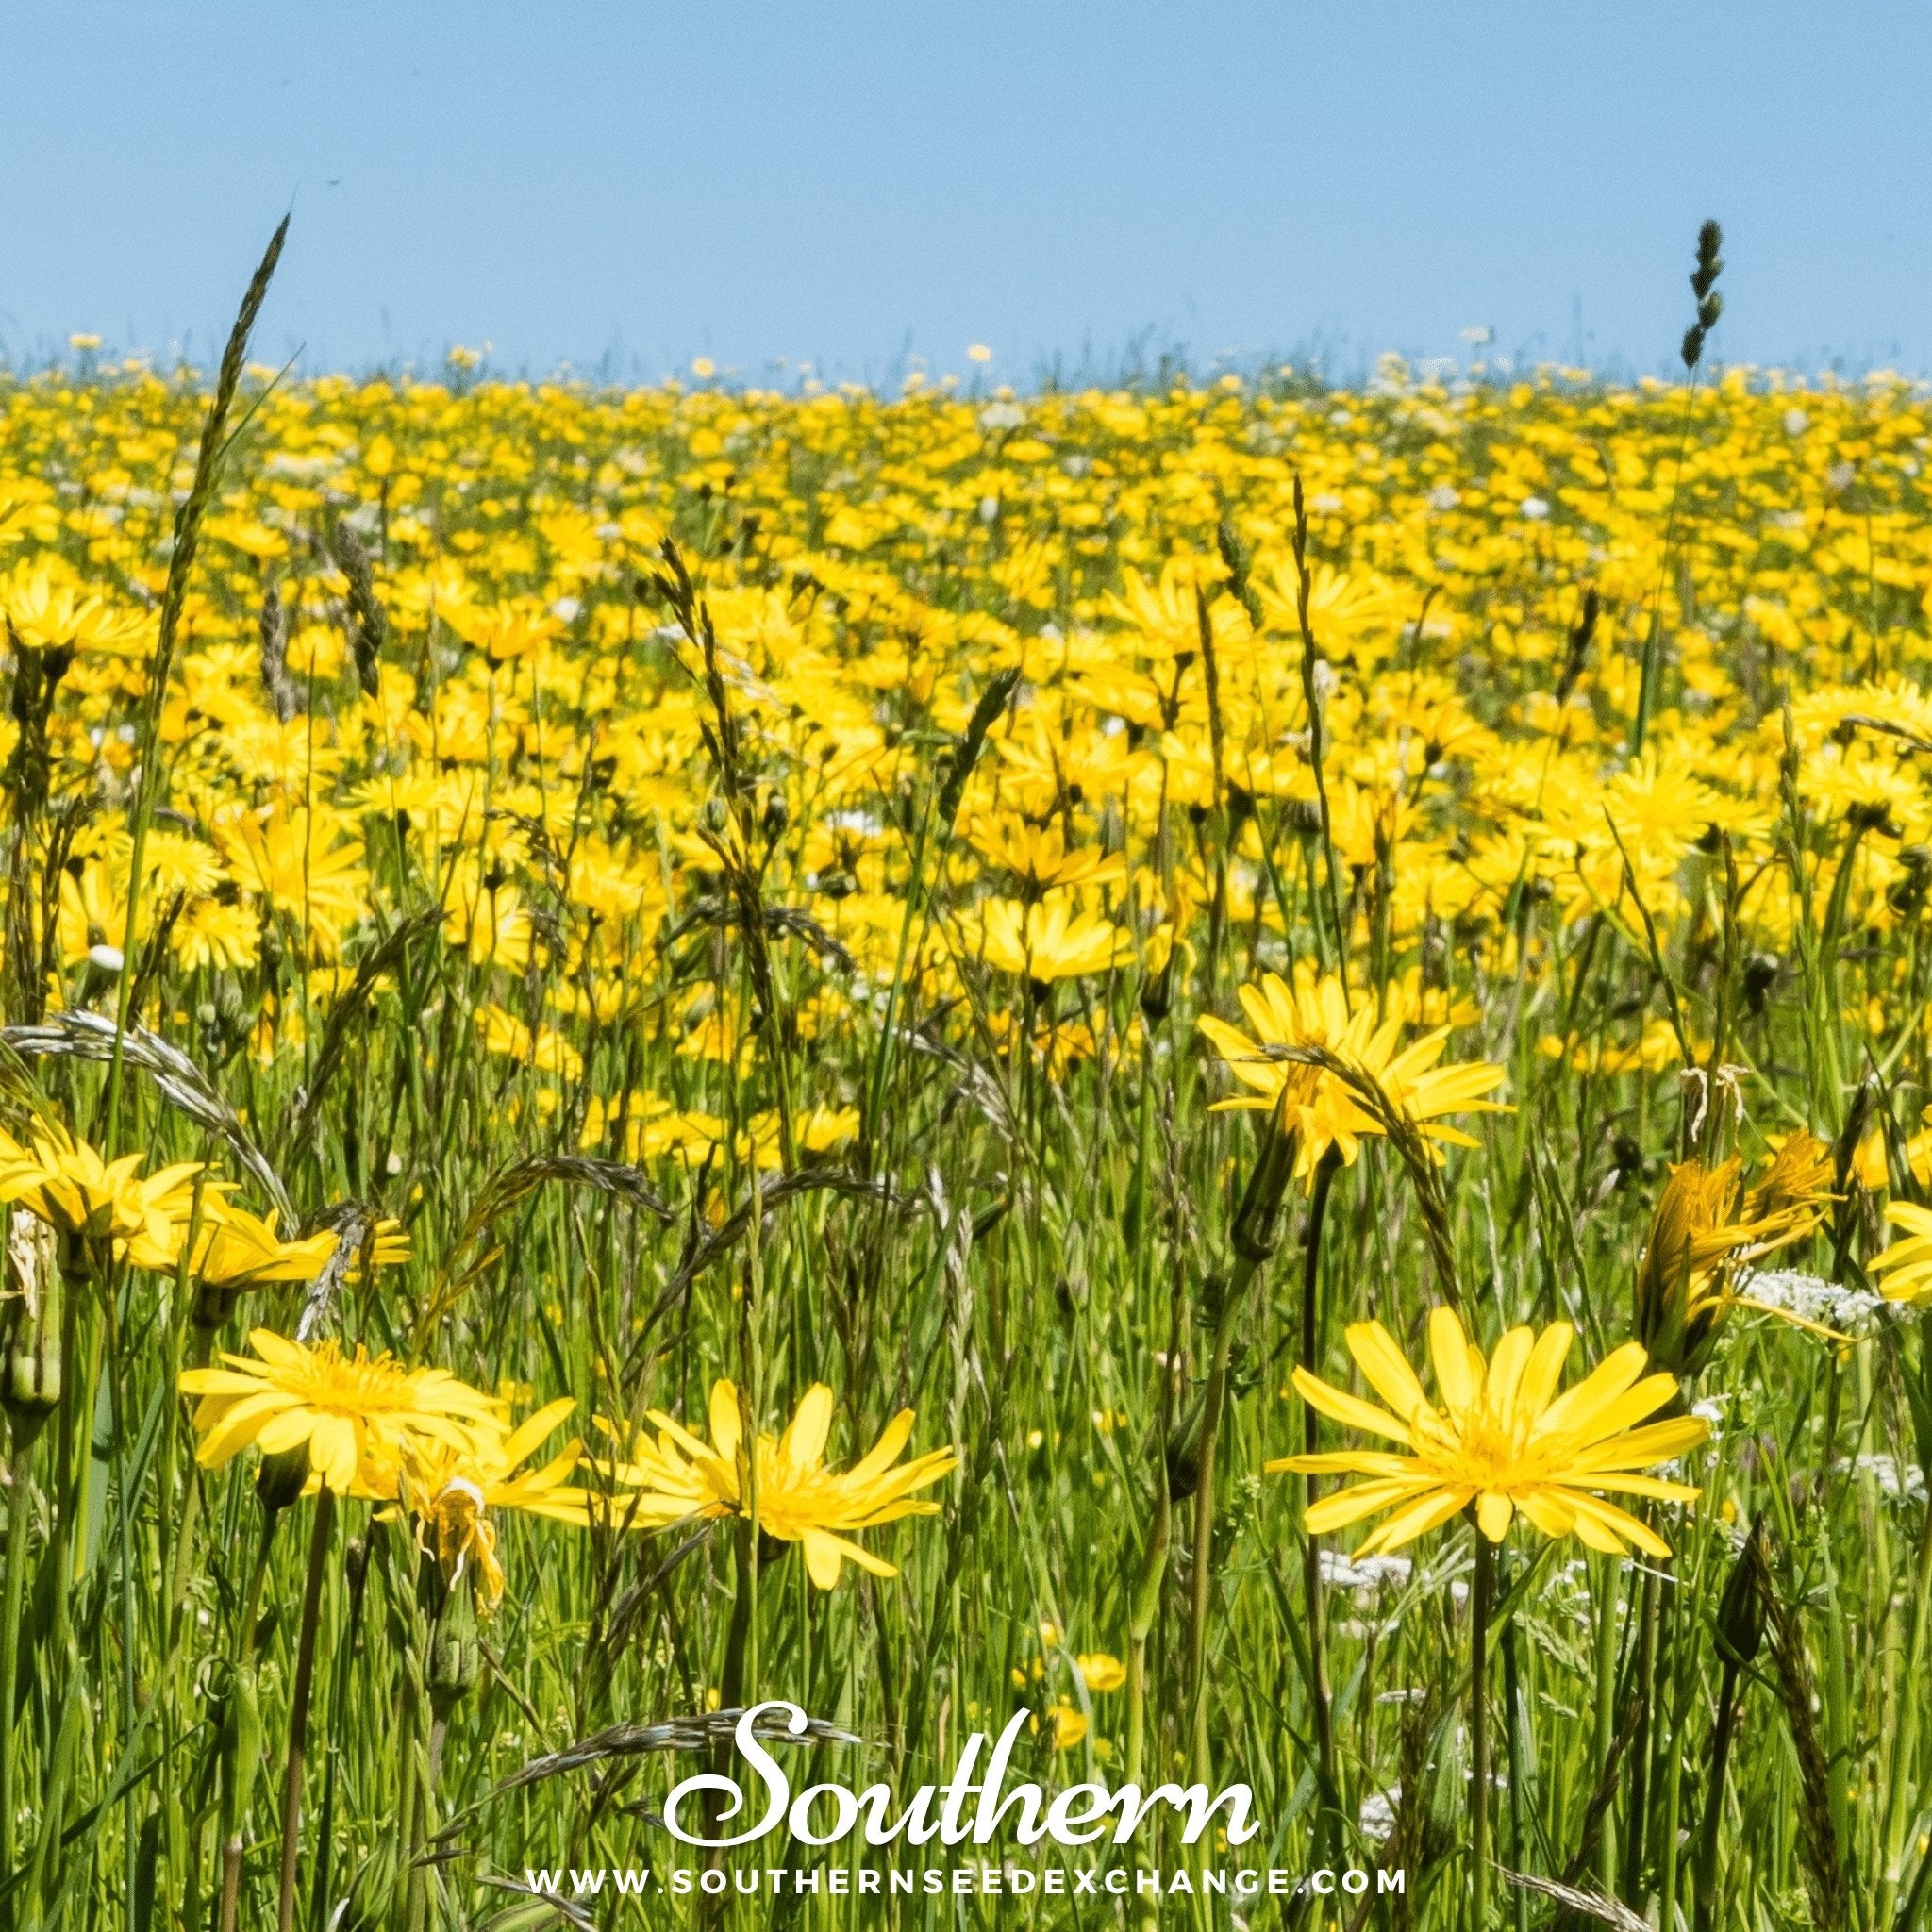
left=331, top=1840, right=398, bottom=1932
left=1229, top=1107, right=1299, bottom=1265
left=3, top=1211, right=62, bottom=1442
left=1164, top=1393, right=1204, bottom=1503
left=429, top=1569, right=481, bottom=1718
left=1716, top=1521, right=1769, bottom=1668
left=256, top=1441, right=311, bottom=1516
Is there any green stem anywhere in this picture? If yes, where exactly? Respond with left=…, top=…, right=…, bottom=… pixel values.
left=1503, top=1611, right=1528, bottom=1932
left=0, top=1434, right=37, bottom=1924
left=1471, top=1533, right=1494, bottom=1932
left=1592, top=1553, right=1620, bottom=1898
left=276, top=1486, right=335, bottom=1932
left=1693, top=1659, right=1740, bottom=1932
left=1623, top=1558, right=1663, bottom=1903
left=1877, top=1491, right=1932, bottom=1927
left=1298, top=1153, right=1341, bottom=1841
left=1124, top=1476, right=1169, bottom=1791
left=1186, top=1250, right=1258, bottom=1788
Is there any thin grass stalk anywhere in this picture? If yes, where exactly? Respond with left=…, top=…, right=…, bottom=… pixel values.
left=1186, top=1249, right=1258, bottom=1789
left=104, top=220, right=287, bottom=1151
left=1502, top=1611, right=1529, bottom=1932
left=1591, top=1555, right=1620, bottom=1898
left=1876, top=1485, right=1932, bottom=1927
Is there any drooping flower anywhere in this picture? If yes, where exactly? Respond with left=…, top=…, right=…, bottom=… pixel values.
left=1272, top=1308, right=1707, bottom=1557
left=192, top=1203, right=339, bottom=1290
left=392, top=1397, right=588, bottom=1610
left=602, top=1379, right=957, bottom=1588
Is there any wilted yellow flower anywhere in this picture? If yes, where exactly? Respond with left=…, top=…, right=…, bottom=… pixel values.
left=192, top=1203, right=338, bottom=1289
left=1634, top=1137, right=1834, bottom=1376
left=394, top=1397, right=588, bottom=1610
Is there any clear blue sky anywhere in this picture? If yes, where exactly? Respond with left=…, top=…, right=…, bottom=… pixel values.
left=5, top=2, right=1928, bottom=384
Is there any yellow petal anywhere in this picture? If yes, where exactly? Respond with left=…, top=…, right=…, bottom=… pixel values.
left=780, top=1385, right=836, bottom=1471
left=1486, top=1328, right=1537, bottom=1423
left=1475, top=1491, right=1514, bottom=1541
left=1303, top=1477, right=1436, bottom=1536
left=708, top=1380, right=742, bottom=1466
left=1428, top=1307, right=1476, bottom=1416
left=1517, top=1324, right=1574, bottom=1424
left=1344, top=1321, right=1431, bottom=1422
left=1533, top=1341, right=1649, bottom=1440
left=1291, top=1368, right=1413, bottom=1445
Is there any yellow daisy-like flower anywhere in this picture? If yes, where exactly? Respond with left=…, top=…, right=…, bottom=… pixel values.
left=1871, top=1201, right=1932, bottom=1306
left=973, top=895, right=1133, bottom=986
left=1272, top=1308, right=1707, bottom=1557
left=966, top=814, right=1124, bottom=892
left=179, top=1329, right=499, bottom=1494
left=191, top=1203, right=339, bottom=1290
left=1197, top=965, right=1508, bottom=1191
left=0, top=1121, right=203, bottom=1273
left=0, top=559, right=151, bottom=654
left=603, top=1379, right=957, bottom=1589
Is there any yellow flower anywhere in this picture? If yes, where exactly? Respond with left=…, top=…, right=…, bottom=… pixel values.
left=1076, top=1652, right=1127, bottom=1693
left=602, top=1379, right=957, bottom=1588
left=1871, top=1202, right=1932, bottom=1306
left=212, top=806, right=368, bottom=958
left=973, top=895, right=1132, bottom=985
left=393, top=1396, right=588, bottom=1610
left=1634, top=1138, right=1834, bottom=1375
left=1273, top=1308, right=1707, bottom=1557
left=1198, top=965, right=1508, bottom=1191
left=192, top=1203, right=339, bottom=1289
left=0, top=1121, right=202, bottom=1273
left=1048, top=1699, right=1089, bottom=1751
left=0, top=560, right=150, bottom=654
left=179, top=1329, right=499, bottom=1494
left=967, top=814, right=1124, bottom=892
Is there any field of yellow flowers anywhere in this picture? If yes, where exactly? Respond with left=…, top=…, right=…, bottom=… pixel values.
left=2, top=232, right=1931, bottom=1929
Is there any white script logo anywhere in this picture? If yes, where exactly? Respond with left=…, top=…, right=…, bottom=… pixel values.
left=660, top=1701, right=1261, bottom=1852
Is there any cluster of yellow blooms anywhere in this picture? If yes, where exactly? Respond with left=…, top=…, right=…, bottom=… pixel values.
left=2, top=351, right=1927, bottom=1606
left=0, top=361, right=1924, bottom=1108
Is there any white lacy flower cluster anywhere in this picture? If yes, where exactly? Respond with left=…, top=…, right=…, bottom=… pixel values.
left=1741, top=1269, right=1888, bottom=1338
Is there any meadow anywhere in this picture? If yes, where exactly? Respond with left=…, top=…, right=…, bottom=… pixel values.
left=0, top=230, right=1930, bottom=1928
